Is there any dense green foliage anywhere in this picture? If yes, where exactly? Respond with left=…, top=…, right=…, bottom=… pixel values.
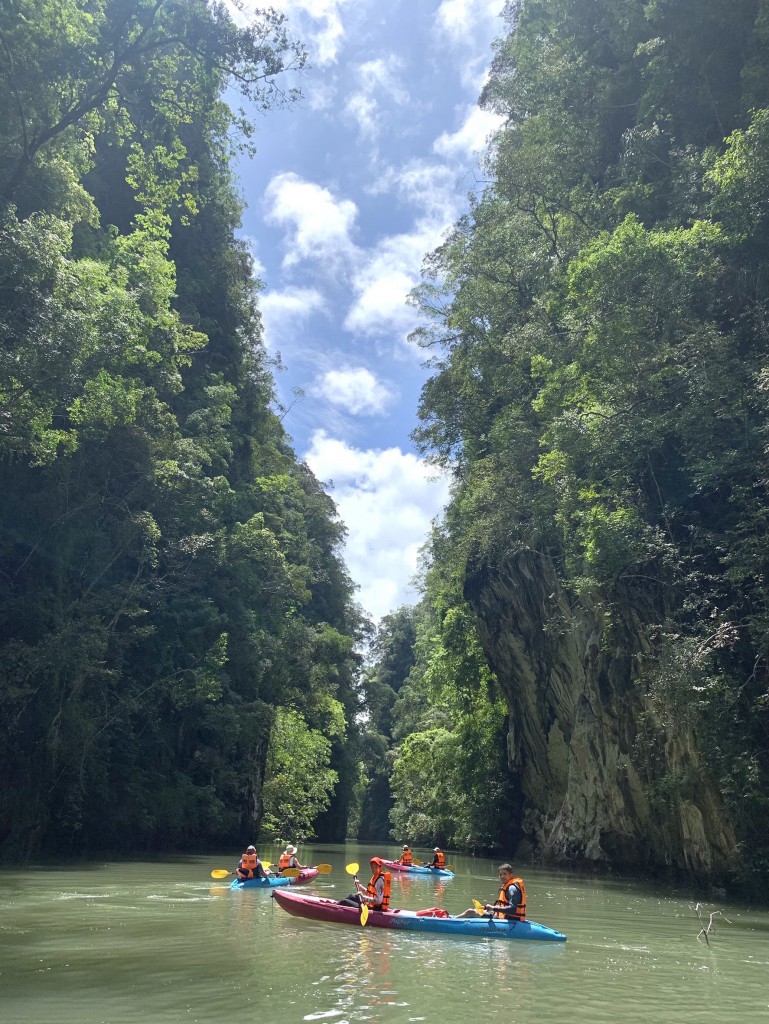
left=404, top=0, right=769, bottom=888
left=361, top=600, right=517, bottom=853
left=0, top=0, right=363, bottom=859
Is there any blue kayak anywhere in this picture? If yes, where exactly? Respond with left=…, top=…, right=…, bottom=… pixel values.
left=272, top=889, right=566, bottom=941
left=230, top=867, right=318, bottom=890
left=382, top=858, right=454, bottom=878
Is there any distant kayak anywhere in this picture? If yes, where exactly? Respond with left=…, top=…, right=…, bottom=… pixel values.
left=381, top=858, right=454, bottom=878
left=230, top=868, right=319, bottom=890
left=272, top=889, right=566, bottom=941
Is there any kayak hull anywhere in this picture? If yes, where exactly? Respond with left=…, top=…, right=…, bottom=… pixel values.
left=272, top=889, right=566, bottom=941
left=230, top=867, right=319, bottom=890
left=382, top=858, right=454, bottom=878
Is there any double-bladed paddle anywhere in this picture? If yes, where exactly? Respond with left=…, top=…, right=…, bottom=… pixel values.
left=345, top=862, right=369, bottom=925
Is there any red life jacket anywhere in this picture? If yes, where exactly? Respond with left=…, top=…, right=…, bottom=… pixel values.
left=400, top=850, right=413, bottom=866
left=432, top=850, right=445, bottom=868
left=496, top=876, right=526, bottom=920
left=366, top=867, right=392, bottom=910
left=240, top=853, right=258, bottom=878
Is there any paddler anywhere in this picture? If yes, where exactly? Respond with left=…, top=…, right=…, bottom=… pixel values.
left=337, top=856, right=392, bottom=911
left=278, top=843, right=305, bottom=873
left=457, top=863, right=526, bottom=920
left=398, top=844, right=413, bottom=866
left=236, top=844, right=271, bottom=881
left=429, top=847, right=446, bottom=869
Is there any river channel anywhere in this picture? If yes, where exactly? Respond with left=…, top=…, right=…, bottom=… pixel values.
left=1, top=843, right=766, bottom=1024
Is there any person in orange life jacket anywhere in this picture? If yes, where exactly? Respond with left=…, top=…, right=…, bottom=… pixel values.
left=337, top=857, right=392, bottom=910
left=236, top=845, right=271, bottom=881
left=429, top=847, right=445, bottom=869
left=278, top=844, right=304, bottom=873
left=399, top=845, right=413, bottom=866
left=457, top=863, right=526, bottom=919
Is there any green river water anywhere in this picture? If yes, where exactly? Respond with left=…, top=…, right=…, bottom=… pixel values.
left=1, top=844, right=766, bottom=1024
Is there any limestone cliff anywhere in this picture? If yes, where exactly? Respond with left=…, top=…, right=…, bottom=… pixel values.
left=464, top=547, right=737, bottom=880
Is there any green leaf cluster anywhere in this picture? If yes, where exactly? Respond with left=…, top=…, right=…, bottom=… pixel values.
left=0, top=1, right=361, bottom=860
left=410, top=0, right=769, bottom=889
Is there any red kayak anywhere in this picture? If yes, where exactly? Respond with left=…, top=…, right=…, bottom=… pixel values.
left=272, top=889, right=566, bottom=941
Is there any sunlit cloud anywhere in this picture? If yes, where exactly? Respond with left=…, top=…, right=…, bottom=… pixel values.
left=226, top=0, right=354, bottom=65
left=264, top=172, right=359, bottom=268
left=344, top=56, right=411, bottom=140
left=433, top=105, right=503, bottom=159
left=313, top=367, right=396, bottom=416
left=437, top=0, right=503, bottom=43
left=305, top=431, right=450, bottom=621
left=259, top=286, right=328, bottom=350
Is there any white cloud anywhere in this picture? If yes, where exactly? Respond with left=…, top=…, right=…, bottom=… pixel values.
left=344, top=56, right=410, bottom=140
left=264, top=172, right=359, bottom=267
left=259, top=286, right=327, bottom=350
left=305, top=431, right=450, bottom=621
left=437, top=0, right=503, bottom=44
left=344, top=183, right=460, bottom=340
left=227, top=0, right=353, bottom=65
left=313, top=367, right=396, bottom=416
left=433, top=105, right=503, bottom=159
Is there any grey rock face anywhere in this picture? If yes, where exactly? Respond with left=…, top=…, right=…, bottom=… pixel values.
left=465, top=548, right=736, bottom=879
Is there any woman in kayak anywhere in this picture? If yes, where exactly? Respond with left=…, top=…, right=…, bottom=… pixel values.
left=236, top=845, right=271, bottom=881
left=457, top=863, right=526, bottom=919
left=338, top=857, right=392, bottom=910
left=398, top=845, right=413, bottom=866
left=278, top=844, right=305, bottom=873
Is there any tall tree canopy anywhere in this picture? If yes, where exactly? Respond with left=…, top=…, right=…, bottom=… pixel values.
left=0, top=0, right=363, bottom=859
left=408, top=0, right=769, bottom=890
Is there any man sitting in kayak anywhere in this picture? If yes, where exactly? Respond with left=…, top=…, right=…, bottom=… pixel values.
left=236, top=845, right=271, bottom=881
left=278, top=844, right=305, bottom=874
left=337, top=857, right=391, bottom=911
left=457, top=863, right=526, bottom=919
left=399, top=845, right=413, bottom=866
left=429, top=847, right=446, bottom=869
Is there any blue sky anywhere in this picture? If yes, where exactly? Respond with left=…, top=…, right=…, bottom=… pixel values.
left=225, top=0, right=505, bottom=621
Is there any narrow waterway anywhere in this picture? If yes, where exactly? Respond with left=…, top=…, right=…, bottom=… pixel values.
left=1, top=844, right=766, bottom=1024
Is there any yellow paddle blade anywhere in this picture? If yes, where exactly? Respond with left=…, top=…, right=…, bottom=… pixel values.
left=472, top=898, right=488, bottom=914
left=345, top=862, right=360, bottom=875
left=445, top=865, right=454, bottom=871
left=210, top=869, right=230, bottom=879
left=412, top=859, right=424, bottom=866
left=281, top=868, right=300, bottom=877
left=262, top=861, right=272, bottom=869
left=360, top=902, right=369, bottom=926
left=315, top=864, right=333, bottom=873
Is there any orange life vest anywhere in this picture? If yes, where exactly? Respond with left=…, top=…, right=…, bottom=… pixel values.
left=366, top=866, right=392, bottom=910
left=278, top=853, right=295, bottom=871
left=495, top=876, right=526, bottom=920
left=400, top=850, right=413, bottom=866
left=240, top=853, right=258, bottom=878
left=432, top=850, right=445, bottom=868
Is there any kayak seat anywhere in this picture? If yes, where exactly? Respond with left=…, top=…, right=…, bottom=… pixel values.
left=416, top=907, right=450, bottom=918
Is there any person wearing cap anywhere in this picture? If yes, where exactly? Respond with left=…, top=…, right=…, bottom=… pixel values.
left=337, top=857, right=392, bottom=911
left=277, top=844, right=305, bottom=874
left=457, top=863, right=527, bottom=919
left=429, top=847, right=446, bottom=869
left=398, top=844, right=413, bottom=866
left=236, top=845, right=271, bottom=881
